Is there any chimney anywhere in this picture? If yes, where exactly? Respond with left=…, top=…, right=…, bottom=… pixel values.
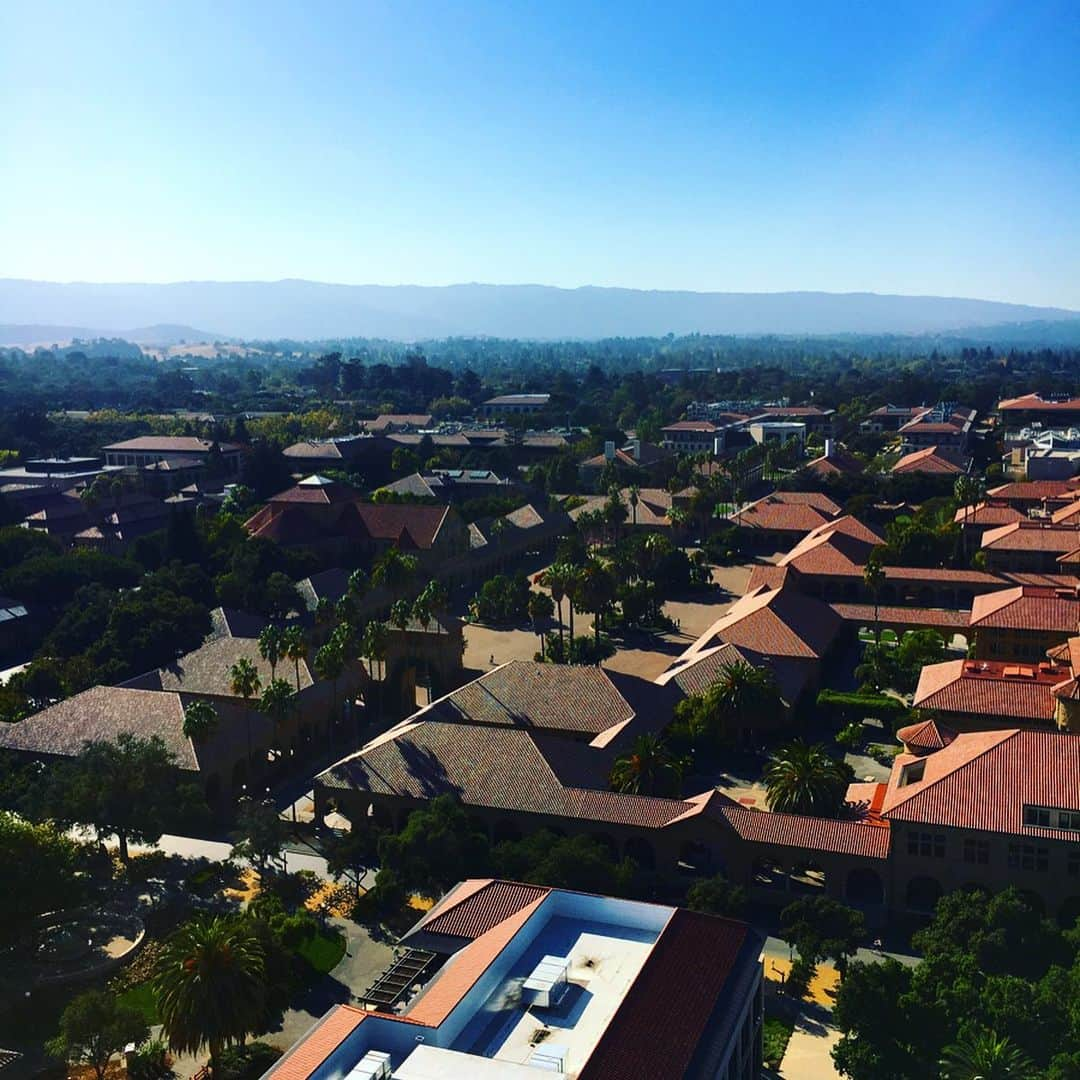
left=604, top=441, right=616, bottom=462
left=630, top=438, right=641, bottom=461
left=824, top=437, right=834, bottom=458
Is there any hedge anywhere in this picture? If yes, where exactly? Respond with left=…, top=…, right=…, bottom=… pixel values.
left=816, top=689, right=908, bottom=723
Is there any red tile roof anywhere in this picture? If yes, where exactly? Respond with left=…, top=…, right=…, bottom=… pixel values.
left=662, top=420, right=719, bottom=432
left=897, top=717, right=957, bottom=753
left=104, top=436, right=241, bottom=453
left=411, top=880, right=550, bottom=940
left=881, top=729, right=1080, bottom=840
left=970, top=585, right=1080, bottom=632
left=829, top=603, right=970, bottom=630
left=577, top=909, right=752, bottom=1080
left=986, top=480, right=1079, bottom=502
left=804, top=449, right=864, bottom=477
left=891, top=446, right=966, bottom=475
left=737, top=491, right=841, bottom=533
left=998, top=394, right=1080, bottom=412
left=912, top=659, right=1061, bottom=723
left=953, top=501, right=1025, bottom=527
left=716, top=802, right=891, bottom=859
left=981, top=521, right=1080, bottom=553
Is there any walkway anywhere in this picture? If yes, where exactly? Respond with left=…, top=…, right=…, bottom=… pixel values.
left=779, top=1005, right=843, bottom=1079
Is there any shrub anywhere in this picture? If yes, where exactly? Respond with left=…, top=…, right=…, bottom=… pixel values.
left=785, top=955, right=817, bottom=999
left=216, top=1042, right=282, bottom=1080
left=835, top=722, right=864, bottom=750
left=816, top=689, right=908, bottom=724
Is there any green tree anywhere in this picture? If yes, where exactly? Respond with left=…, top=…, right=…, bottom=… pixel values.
left=610, top=734, right=685, bottom=797
left=182, top=700, right=219, bottom=742
left=229, top=657, right=261, bottom=768
left=527, top=590, right=555, bottom=657
left=493, top=830, right=636, bottom=896
left=780, top=895, right=866, bottom=978
left=371, top=547, right=419, bottom=596
left=378, top=795, right=490, bottom=898
left=153, top=916, right=266, bottom=1077
left=257, top=625, right=283, bottom=681
left=325, top=819, right=384, bottom=898
left=313, top=638, right=345, bottom=722
left=231, top=798, right=288, bottom=874
left=281, top=626, right=308, bottom=693
left=58, top=733, right=185, bottom=862
left=45, top=990, right=149, bottom=1080
left=0, top=811, right=81, bottom=948
left=763, top=740, right=853, bottom=816
left=686, top=873, right=748, bottom=918
left=863, top=553, right=886, bottom=644
left=258, top=678, right=296, bottom=746
left=939, top=1030, right=1034, bottom=1080
left=540, top=563, right=571, bottom=656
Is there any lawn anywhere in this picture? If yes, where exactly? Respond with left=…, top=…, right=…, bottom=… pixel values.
left=118, top=980, right=159, bottom=1024
left=763, top=1016, right=794, bottom=1070
left=296, top=929, right=346, bottom=975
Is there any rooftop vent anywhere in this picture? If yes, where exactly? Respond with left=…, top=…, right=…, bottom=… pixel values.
left=346, top=1050, right=391, bottom=1080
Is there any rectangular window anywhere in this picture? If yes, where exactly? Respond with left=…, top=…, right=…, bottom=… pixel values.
left=1069, top=851, right=1080, bottom=877
left=1023, top=804, right=1080, bottom=833
left=1009, top=842, right=1049, bottom=871
left=909, top=831, right=945, bottom=858
left=963, top=837, right=990, bottom=865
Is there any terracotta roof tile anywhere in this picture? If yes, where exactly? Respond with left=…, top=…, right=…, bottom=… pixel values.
left=577, top=909, right=752, bottom=1080
left=881, top=729, right=1080, bottom=840
left=970, top=585, right=1080, bottom=632
left=411, top=880, right=550, bottom=940
left=981, top=521, right=1080, bottom=552
left=912, top=659, right=1062, bottom=723
left=891, top=446, right=967, bottom=474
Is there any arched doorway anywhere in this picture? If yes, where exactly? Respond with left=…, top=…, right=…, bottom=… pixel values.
left=846, top=867, right=884, bottom=906
left=790, top=861, right=826, bottom=894
left=905, top=875, right=942, bottom=914
left=678, top=840, right=713, bottom=875
left=753, top=857, right=787, bottom=891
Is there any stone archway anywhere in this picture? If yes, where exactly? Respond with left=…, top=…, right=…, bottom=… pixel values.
left=846, top=867, right=884, bottom=906
left=753, top=857, right=787, bottom=891
left=790, top=861, right=826, bottom=894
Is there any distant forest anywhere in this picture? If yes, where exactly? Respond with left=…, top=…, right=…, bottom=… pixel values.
left=0, top=333, right=1077, bottom=466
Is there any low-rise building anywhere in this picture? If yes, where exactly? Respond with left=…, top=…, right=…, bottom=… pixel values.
left=980, top=521, right=1080, bottom=574
left=998, top=393, right=1080, bottom=434
left=661, top=420, right=721, bottom=455
left=890, top=445, right=969, bottom=476
left=734, top=491, right=842, bottom=549
left=897, top=403, right=976, bottom=450
left=970, top=585, right=1080, bottom=661
left=860, top=404, right=928, bottom=434
left=379, top=469, right=517, bottom=502
left=577, top=439, right=671, bottom=491
left=103, top=436, right=242, bottom=476
left=481, top=394, right=551, bottom=416
left=264, top=879, right=764, bottom=1080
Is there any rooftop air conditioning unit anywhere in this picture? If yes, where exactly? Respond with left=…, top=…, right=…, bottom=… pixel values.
left=346, top=1050, right=392, bottom=1080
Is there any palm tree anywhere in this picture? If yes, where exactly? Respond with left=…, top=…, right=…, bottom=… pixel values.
left=182, top=700, right=219, bottom=742
left=939, top=1029, right=1034, bottom=1079
left=564, top=565, right=585, bottom=656
left=709, top=661, right=782, bottom=743
left=229, top=658, right=261, bottom=768
left=153, top=916, right=266, bottom=1077
left=390, top=597, right=412, bottom=632
left=371, top=547, right=419, bottom=596
left=954, top=474, right=984, bottom=561
left=541, top=564, right=570, bottom=657
left=258, top=678, right=296, bottom=750
left=359, top=621, right=389, bottom=718
left=577, top=559, right=616, bottom=647
left=313, top=639, right=345, bottom=735
left=610, top=734, right=684, bottom=796
left=281, top=626, right=308, bottom=693
left=257, top=626, right=283, bottom=681
left=863, top=554, right=886, bottom=644
left=764, top=740, right=852, bottom=816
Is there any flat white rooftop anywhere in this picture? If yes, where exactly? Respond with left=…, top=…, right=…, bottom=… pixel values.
left=393, top=1046, right=563, bottom=1079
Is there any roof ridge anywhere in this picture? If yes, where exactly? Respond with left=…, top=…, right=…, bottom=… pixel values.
left=884, top=728, right=1019, bottom=815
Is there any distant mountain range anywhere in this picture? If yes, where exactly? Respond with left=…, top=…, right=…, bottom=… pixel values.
left=0, top=278, right=1077, bottom=342
left=0, top=322, right=223, bottom=347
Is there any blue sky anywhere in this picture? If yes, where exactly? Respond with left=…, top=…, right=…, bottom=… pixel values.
left=2, top=1, right=1078, bottom=307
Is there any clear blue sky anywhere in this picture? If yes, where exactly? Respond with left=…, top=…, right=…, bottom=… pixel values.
left=2, top=1, right=1078, bottom=307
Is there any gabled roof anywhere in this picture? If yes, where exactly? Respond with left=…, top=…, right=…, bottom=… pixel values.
left=804, top=448, right=864, bottom=477
left=268, top=475, right=362, bottom=505
left=0, top=686, right=197, bottom=770
left=953, top=501, right=1025, bottom=528
left=881, top=728, right=1080, bottom=840
left=970, top=585, right=1080, bottom=632
left=406, top=879, right=550, bottom=942
left=891, top=445, right=967, bottom=474
left=736, top=490, right=841, bottom=533
left=981, top=521, right=1080, bottom=553
left=123, top=636, right=314, bottom=698
left=689, top=586, right=843, bottom=660
left=103, top=437, right=241, bottom=453
left=776, top=516, right=883, bottom=577
left=662, top=420, right=719, bottom=433
left=986, top=479, right=1079, bottom=502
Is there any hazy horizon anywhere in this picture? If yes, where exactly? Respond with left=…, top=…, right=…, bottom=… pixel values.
left=3, top=2, right=1078, bottom=309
